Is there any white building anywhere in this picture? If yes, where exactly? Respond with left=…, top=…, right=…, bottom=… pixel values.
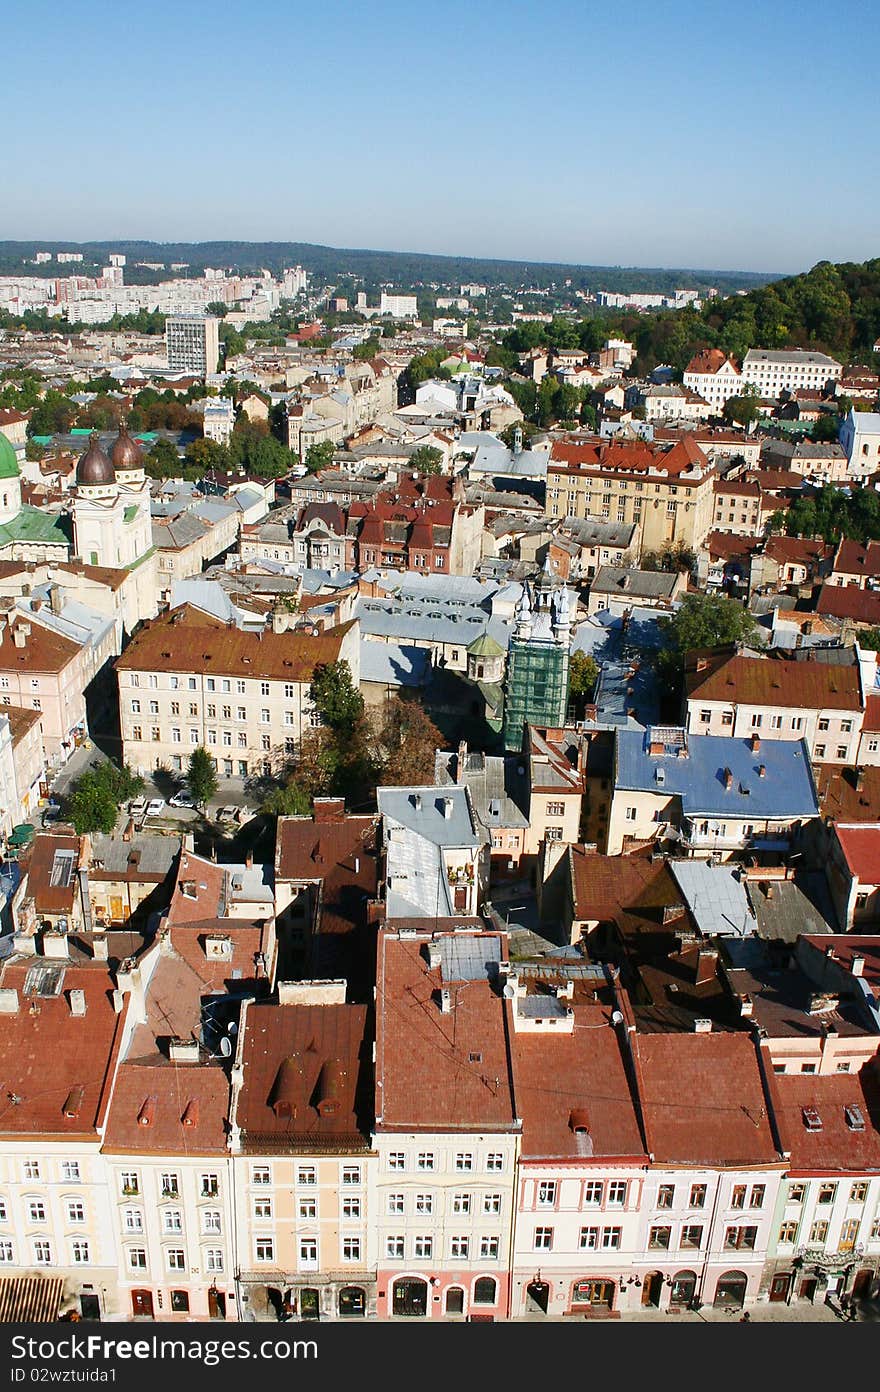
left=839, top=408, right=880, bottom=481
left=165, top=315, right=221, bottom=376
left=203, top=397, right=235, bottom=445
left=741, top=349, right=842, bottom=400
left=683, top=350, right=743, bottom=409
left=379, top=293, right=418, bottom=320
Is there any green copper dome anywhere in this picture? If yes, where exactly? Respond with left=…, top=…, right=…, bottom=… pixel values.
left=0, top=433, right=20, bottom=481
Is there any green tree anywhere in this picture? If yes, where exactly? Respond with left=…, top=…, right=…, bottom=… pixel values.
left=309, top=661, right=364, bottom=735
left=409, top=445, right=443, bottom=475
left=722, top=390, right=762, bottom=427
left=65, top=761, right=144, bottom=834
left=206, top=301, right=229, bottom=318
left=188, top=746, right=218, bottom=809
left=25, top=440, right=45, bottom=462
left=810, top=412, right=841, bottom=442
left=659, top=593, right=761, bottom=677
left=145, top=438, right=182, bottom=478
left=567, top=651, right=599, bottom=715
left=305, top=439, right=336, bottom=473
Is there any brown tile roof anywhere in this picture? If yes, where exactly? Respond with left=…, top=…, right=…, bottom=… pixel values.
left=24, top=833, right=82, bottom=915
left=5, top=704, right=42, bottom=747
left=833, top=540, right=880, bottom=578
left=814, top=763, right=880, bottom=821
left=705, top=531, right=760, bottom=561
left=234, top=1000, right=372, bottom=1148
left=0, top=957, right=126, bottom=1138
left=103, top=1060, right=230, bottom=1155
left=115, top=605, right=354, bottom=682
left=56, top=561, right=127, bottom=592
left=763, top=536, right=831, bottom=567
left=275, top=811, right=380, bottom=994
left=816, top=584, right=880, bottom=625
left=376, top=929, right=518, bottom=1133
left=514, top=999, right=646, bottom=1161
left=767, top=1068, right=880, bottom=1174
left=633, top=1032, right=781, bottom=1166
left=685, top=650, right=862, bottom=712
left=570, top=847, right=679, bottom=923
left=0, top=617, right=80, bottom=676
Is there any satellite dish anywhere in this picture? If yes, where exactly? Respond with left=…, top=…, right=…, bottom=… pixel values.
left=219, top=1036, right=232, bottom=1059
left=227, top=1020, right=238, bottom=1035
left=611, top=1010, right=624, bottom=1026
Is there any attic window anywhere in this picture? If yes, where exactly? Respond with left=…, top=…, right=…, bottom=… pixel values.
left=161, top=650, right=171, bottom=658
left=468, top=1052, right=483, bottom=1064
left=137, top=1096, right=157, bottom=1127
left=845, top=1104, right=866, bottom=1131
left=62, top=1085, right=84, bottom=1119
left=802, top=1106, right=822, bottom=1132
left=181, top=1100, right=199, bottom=1128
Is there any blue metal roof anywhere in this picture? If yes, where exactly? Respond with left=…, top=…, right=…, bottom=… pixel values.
left=615, top=730, right=819, bottom=819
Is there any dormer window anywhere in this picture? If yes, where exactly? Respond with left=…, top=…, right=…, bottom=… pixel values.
left=802, top=1106, right=822, bottom=1132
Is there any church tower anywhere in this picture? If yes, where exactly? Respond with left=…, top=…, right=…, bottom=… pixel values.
left=502, top=559, right=571, bottom=751
left=72, top=426, right=158, bottom=626
left=72, top=432, right=119, bottom=567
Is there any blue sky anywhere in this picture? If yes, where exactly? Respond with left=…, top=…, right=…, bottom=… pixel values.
left=5, top=0, right=878, bottom=273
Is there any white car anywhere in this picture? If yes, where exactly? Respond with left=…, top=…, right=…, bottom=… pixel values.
left=169, top=790, right=195, bottom=808
left=145, top=798, right=166, bottom=816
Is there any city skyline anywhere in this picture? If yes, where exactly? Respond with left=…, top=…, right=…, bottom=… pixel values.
left=4, top=0, right=878, bottom=274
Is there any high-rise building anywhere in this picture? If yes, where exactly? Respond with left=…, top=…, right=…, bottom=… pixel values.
left=165, top=313, right=220, bottom=375
left=502, top=563, right=571, bottom=750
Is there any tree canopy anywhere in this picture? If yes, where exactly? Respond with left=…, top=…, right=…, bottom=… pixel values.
left=309, top=661, right=364, bottom=735
left=66, top=761, right=144, bottom=835
left=188, top=746, right=218, bottom=808
left=659, top=593, right=761, bottom=669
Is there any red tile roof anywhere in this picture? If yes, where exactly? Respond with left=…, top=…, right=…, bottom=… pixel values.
left=633, top=1032, right=781, bottom=1166
left=234, top=1000, right=371, bottom=1147
left=817, top=584, right=880, bottom=625
left=0, top=958, right=126, bottom=1138
left=24, top=833, right=82, bottom=915
left=864, top=693, right=880, bottom=732
left=375, top=930, right=518, bottom=1133
left=514, top=1001, right=646, bottom=1160
left=103, top=1060, right=230, bottom=1155
left=835, top=824, right=880, bottom=884
left=685, top=349, right=739, bottom=376
left=768, top=1068, right=880, bottom=1174
left=833, top=540, right=880, bottom=578
left=549, top=436, right=710, bottom=480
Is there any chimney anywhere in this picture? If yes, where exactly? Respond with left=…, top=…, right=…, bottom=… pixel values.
left=724, top=767, right=733, bottom=790
left=42, top=931, right=70, bottom=960
left=693, top=1018, right=713, bottom=1033
left=91, top=936, right=109, bottom=961
left=851, top=954, right=866, bottom=978
left=739, top=994, right=754, bottom=1018
left=750, top=734, right=760, bottom=753
left=427, top=942, right=442, bottom=970
left=758, top=764, right=766, bottom=778
left=443, top=796, right=454, bottom=820
left=245, top=850, right=253, bottom=869
left=49, top=584, right=63, bottom=617
left=67, top=989, right=86, bottom=1017
left=412, top=792, right=422, bottom=812
left=457, top=740, right=467, bottom=782
left=0, top=988, right=19, bottom=1014
left=856, top=767, right=865, bottom=792
left=439, top=987, right=452, bottom=1014
left=695, top=949, right=718, bottom=986
left=764, top=882, right=774, bottom=900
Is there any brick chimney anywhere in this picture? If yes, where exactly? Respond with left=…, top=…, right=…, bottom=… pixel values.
left=724, top=767, right=733, bottom=790
left=750, top=734, right=760, bottom=753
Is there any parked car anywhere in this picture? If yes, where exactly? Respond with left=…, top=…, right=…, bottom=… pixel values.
left=129, top=797, right=147, bottom=819
left=169, top=789, right=195, bottom=808
left=144, top=798, right=166, bottom=817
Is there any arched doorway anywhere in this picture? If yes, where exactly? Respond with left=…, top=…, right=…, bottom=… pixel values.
left=338, top=1286, right=366, bottom=1318
left=299, top=1288, right=320, bottom=1320
left=445, top=1286, right=465, bottom=1316
left=131, top=1290, right=154, bottom=1319
left=393, top=1278, right=428, bottom=1318
left=526, top=1280, right=550, bottom=1315
left=714, top=1270, right=747, bottom=1310
left=570, top=1279, right=615, bottom=1312
left=669, top=1271, right=697, bottom=1309
left=641, top=1272, right=664, bottom=1307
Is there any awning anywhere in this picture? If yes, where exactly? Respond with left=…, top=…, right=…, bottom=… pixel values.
left=0, top=1276, right=63, bottom=1321
left=8, top=824, right=35, bottom=847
